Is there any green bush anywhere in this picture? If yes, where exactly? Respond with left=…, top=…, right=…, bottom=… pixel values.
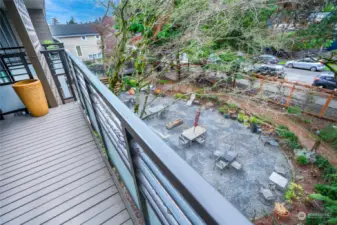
left=43, top=40, right=58, bottom=50
left=128, top=79, right=137, bottom=87
left=237, top=113, right=244, bottom=122
left=285, top=182, right=303, bottom=203
left=287, top=105, right=302, bottom=116
left=319, top=125, right=337, bottom=149
left=227, top=103, right=238, bottom=110
left=159, top=79, right=170, bottom=84
left=308, top=194, right=337, bottom=224
left=218, top=106, right=229, bottom=114
left=315, top=155, right=337, bottom=184
left=195, top=94, right=218, bottom=102
left=250, top=116, right=264, bottom=125
left=303, top=118, right=313, bottom=124
left=122, top=77, right=137, bottom=88
left=43, top=40, right=54, bottom=44
left=296, top=155, right=309, bottom=165
left=309, top=155, right=337, bottom=224
left=174, top=93, right=188, bottom=100
left=315, top=184, right=337, bottom=200
left=305, top=213, right=327, bottom=225
left=276, top=125, right=302, bottom=150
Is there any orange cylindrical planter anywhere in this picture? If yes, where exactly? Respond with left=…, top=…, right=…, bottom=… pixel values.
left=12, top=79, right=49, bottom=117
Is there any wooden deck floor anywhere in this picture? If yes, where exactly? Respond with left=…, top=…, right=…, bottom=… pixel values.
left=0, top=103, right=133, bottom=225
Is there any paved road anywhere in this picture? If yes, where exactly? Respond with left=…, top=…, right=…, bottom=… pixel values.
left=284, top=67, right=322, bottom=84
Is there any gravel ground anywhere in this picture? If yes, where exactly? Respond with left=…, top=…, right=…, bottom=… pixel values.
left=120, top=93, right=292, bottom=218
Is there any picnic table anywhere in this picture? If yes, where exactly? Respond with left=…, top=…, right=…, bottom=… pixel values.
left=179, top=126, right=207, bottom=146
left=213, top=150, right=242, bottom=171
left=182, top=126, right=206, bottom=141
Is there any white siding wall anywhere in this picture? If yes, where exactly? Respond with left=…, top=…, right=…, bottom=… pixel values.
left=57, top=35, right=102, bottom=61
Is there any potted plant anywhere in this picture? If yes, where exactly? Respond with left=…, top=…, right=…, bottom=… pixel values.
left=229, top=110, right=237, bottom=120
left=12, top=80, right=48, bottom=117
left=274, top=202, right=290, bottom=221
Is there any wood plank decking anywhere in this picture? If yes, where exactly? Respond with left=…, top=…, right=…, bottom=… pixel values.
left=0, top=103, right=133, bottom=225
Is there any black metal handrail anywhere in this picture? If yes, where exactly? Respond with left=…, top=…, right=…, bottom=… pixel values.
left=61, top=48, right=251, bottom=225
left=0, top=46, right=33, bottom=86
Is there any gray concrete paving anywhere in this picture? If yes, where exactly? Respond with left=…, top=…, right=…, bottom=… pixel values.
left=120, top=93, right=292, bottom=218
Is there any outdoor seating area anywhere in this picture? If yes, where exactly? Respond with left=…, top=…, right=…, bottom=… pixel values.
left=119, top=92, right=292, bottom=218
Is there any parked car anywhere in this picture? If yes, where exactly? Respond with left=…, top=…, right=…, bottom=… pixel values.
left=256, top=54, right=280, bottom=64
left=312, top=72, right=337, bottom=90
left=252, top=64, right=286, bottom=78
left=285, top=58, right=325, bottom=71
left=264, top=47, right=291, bottom=59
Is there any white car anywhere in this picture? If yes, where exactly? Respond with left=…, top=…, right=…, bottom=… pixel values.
left=285, top=58, right=325, bottom=71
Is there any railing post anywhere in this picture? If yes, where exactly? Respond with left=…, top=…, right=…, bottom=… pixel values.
left=258, top=79, right=264, bottom=94
left=59, top=50, right=77, bottom=101
left=84, top=78, right=103, bottom=133
left=319, top=93, right=334, bottom=118
left=68, top=58, right=87, bottom=110
left=41, top=51, right=66, bottom=104
left=285, top=84, right=296, bottom=107
left=71, top=60, right=92, bottom=120
left=120, top=128, right=147, bottom=224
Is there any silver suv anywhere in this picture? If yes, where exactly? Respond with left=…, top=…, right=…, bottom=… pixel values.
left=285, top=58, right=325, bottom=71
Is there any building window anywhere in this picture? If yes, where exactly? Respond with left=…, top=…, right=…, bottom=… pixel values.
left=95, top=35, right=100, bottom=40
left=75, top=46, right=82, bottom=57
left=81, top=36, right=86, bottom=40
left=88, top=54, right=93, bottom=59
left=97, top=53, right=103, bottom=59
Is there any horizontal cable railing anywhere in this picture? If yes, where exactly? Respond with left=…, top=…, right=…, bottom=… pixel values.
left=45, top=44, right=252, bottom=225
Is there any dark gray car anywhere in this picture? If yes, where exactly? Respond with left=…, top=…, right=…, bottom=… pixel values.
left=312, top=72, right=336, bottom=90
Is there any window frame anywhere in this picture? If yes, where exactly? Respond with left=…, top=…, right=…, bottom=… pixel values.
left=75, top=46, right=82, bottom=57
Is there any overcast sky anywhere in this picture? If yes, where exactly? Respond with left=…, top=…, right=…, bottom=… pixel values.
left=45, top=0, right=106, bottom=24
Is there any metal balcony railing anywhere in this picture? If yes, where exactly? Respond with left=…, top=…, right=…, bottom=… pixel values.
left=41, top=44, right=252, bottom=225
left=0, top=46, right=34, bottom=85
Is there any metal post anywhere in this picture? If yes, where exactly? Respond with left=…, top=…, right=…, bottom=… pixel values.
left=84, top=78, right=101, bottom=133
left=42, top=51, right=65, bottom=104
left=121, top=128, right=147, bottom=224
left=71, top=61, right=92, bottom=121
left=68, top=58, right=85, bottom=109
left=59, top=50, right=77, bottom=101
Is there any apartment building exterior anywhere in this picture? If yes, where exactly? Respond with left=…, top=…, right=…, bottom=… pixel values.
left=49, top=24, right=102, bottom=61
